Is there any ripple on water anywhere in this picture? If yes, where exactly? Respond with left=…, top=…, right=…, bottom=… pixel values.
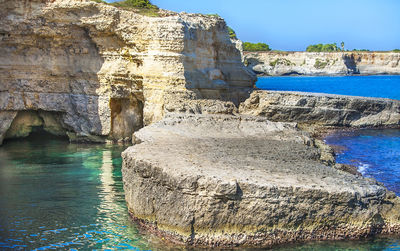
left=325, top=128, right=400, bottom=195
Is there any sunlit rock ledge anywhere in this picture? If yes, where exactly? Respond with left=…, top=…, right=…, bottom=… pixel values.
left=122, top=113, right=400, bottom=248
left=2, top=0, right=400, bottom=248
left=240, top=90, right=400, bottom=128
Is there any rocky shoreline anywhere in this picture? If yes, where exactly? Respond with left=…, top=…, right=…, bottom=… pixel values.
left=121, top=89, right=400, bottom=248
left=122, top=113, right=400, bottom=248
left=244, top=51, right=400, bottom=76
left=2, top=0, right=400, bottom=249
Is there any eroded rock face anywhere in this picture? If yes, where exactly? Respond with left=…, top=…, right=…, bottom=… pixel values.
left=0, top=111, right=17, bottom=145
left=0, top=0, right=255, bottom=144
left=122, top=113, right=400, bottom=247
left=245, top=51, right=400, bottom=76
left=240, top=91, right=400, bottom=127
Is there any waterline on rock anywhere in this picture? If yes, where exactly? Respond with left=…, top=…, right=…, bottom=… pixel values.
left=325, top=128, right=400, bottom=196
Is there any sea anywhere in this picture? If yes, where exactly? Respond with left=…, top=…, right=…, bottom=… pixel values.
left=0, top=75, right=399, bottom=250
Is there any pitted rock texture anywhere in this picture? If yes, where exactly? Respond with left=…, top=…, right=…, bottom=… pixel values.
left=0, top=0, right=255, bottom=144
left=122, top=113, right=400, bottom=248
left=245, top=51, right=400, bottom=76
left=239, top=91, right=400, bottom=127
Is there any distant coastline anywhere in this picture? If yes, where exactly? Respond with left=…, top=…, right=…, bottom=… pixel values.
left=244, top=51, right=400, bottom=76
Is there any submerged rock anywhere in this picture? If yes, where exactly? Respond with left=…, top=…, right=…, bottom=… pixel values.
left=122, top=113, right=400, bottom=248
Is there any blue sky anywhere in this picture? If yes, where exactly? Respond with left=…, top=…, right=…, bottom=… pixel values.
left=110, top=0, right=400, bottom=51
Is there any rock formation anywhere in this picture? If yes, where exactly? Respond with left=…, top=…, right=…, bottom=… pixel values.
left=240, top=91, right=400, bottom=127
left=0, top=0, right=255, bottom=145
left=2, top=0, right=400, bottom=249
left=244, top=51, right=400, bottom=76
left=122, top=113, right=400, bottom=247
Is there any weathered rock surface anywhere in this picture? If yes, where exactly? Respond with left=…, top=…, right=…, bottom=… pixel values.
left=245, top=51, right=400, bottom=76
left=0, top=0, right=255, bottom=144
left=122, top=113, right=400, bottom=248
left=240, top=91, right=400, bottom=127
left=3, top=1, right=400, bottom=249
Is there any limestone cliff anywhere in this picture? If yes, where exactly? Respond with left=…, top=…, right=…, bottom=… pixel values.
left=245, top=51, right=400, bottom=76
left=0, top=0, right=255, bottom=144
left=3, top=0, right=400, bottom=249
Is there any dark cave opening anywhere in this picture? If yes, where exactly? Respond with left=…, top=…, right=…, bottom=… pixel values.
left=2, top=126, right=69, bottom=145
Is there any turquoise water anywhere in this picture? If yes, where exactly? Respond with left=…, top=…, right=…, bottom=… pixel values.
left=2, top=75, right=400, bottom=251
left=1, top=135, right=400, bottom=250
left=0, top=134, right=153, bottom=250
left=256, top=75, right=400, bottom=100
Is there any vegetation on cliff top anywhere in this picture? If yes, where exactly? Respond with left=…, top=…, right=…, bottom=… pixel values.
left=228, top=27, right=237, bottom=39
left=351, top=49, right=370, bottom=52
left=206, top=14, right=237, bottom=40
left=243, top=42, right=271, bottom=52
left=306, top=43, right=341, bottom=52
left=92, top=0, right=159, bottom=16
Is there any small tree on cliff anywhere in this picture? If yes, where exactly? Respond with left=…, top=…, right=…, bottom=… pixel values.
left=341, top=41, right=345, bottom=51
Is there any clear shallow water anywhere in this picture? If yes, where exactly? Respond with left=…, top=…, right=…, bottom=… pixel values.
left=256, top=75, right=400, bottom=100
left=1, top=136, right=400, bottom=250
left=0, top=134, right=152, bottom=250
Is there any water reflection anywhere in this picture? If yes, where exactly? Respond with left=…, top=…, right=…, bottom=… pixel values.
left=1, top=134, right=399, bottom=250
left=0, top=136, right=151, bottom=250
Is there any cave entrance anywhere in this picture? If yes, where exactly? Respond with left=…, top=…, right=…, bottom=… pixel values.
left=3, top=111, right=69, bottom=144
left=3, top=126, right=69, bottom=145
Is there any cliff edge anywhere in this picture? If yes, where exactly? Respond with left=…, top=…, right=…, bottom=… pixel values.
left=0, top=0, right=255, bottom=144
left=2, top=0, right=400, bottom=249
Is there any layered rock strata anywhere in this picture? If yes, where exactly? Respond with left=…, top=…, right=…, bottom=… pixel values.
left=240, top=91, right=400, bottom=128
left=122, top=113, right=400, bottom=247
left=3, top=0, right=400, bottom=249
left=244, top=51, right=400, bottom=76
left=0, top=0, right=255, bottom=145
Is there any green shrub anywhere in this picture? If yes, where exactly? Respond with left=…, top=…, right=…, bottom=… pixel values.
left=352, top=49, right=370, bottom=52
left=269, top=58, right=294, bottom=67
left=243, top=42, right=271, bottom=51
left=228, top=26, right=237, bottom=39
left=206, top=13, right=221, bottom=18
left=111, top=0, right=156, bottom=8
left=306, top=43, right=340, bottom=52
left=91, top=0, right=159, bottom=16
left=392, top=49, right=400, bottom=52
left=314, top=58, right=329, bottom=69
